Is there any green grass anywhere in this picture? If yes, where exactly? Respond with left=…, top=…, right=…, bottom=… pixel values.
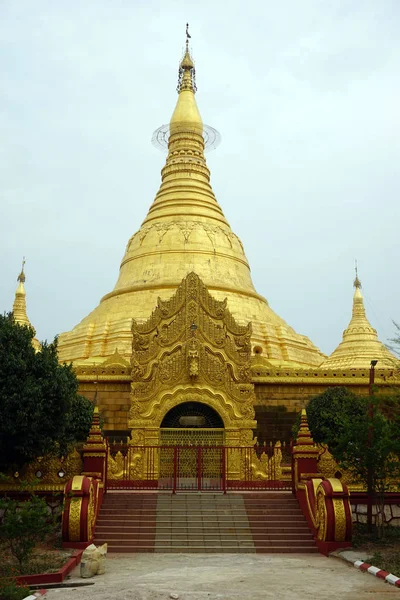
left=352, top=523, right=400, bottom=575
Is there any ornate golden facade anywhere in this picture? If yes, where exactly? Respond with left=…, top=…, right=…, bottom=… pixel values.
left=128, top=271, right=256, bottom=446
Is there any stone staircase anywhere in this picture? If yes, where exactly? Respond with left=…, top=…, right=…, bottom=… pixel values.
left=94, top=492, right=318, bottom=553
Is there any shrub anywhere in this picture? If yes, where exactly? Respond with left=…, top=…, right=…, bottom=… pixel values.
left=0, top=576, right=30, bottom=600
left=0, top=496, right=53, bottom=573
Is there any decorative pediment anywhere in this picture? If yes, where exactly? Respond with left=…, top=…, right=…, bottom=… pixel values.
left=129, top=272, right=256, bottom=429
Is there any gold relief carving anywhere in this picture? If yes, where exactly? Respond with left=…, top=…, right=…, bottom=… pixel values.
left=129, top=273, right=256, bottom=440
left=68, top=497, right=82, bottom=542
left=0, top=483, right=64, bottom=492
left=318, top=445, right=357, bottom=486
left=251, top=451, right=269, bottom=480
left=161, top=428, right=224, bottom=446
left=272, top=442, right=283, bottom=480
left=87, top=482, right=95, bottom=541
left=239, top=430, right=255, bottom=446
left=188, top=338, right=200, bottom=377
left=333, top=497, right=347, bottom=541
left=23, top=448, right=83, bottom=485
left=131, top=430, right=145, bottom=445
left=317, top=445, right=338, bottom=479
left=128, top=449, right=144, bottom=479
left=83, top=451, right=106, bottom=457
left=107, top=451, right=125, bottom=480
left=316, top=488, right=327, bottom=541
left=250, top=442, right=283, bottom=481
left=130, top=400, right=142, bottom=421
left=63, top=449, right=83, bottom=476
left=75, top=352, right=130, bottom=378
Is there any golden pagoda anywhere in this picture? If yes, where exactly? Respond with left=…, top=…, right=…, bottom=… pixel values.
left=53, top=30, right=398, bottom=438
left=320, top=271, right=396, bottom=370
left=12, top=259, right=41, bottom=352
left=58, top=36, right=325, bottom=369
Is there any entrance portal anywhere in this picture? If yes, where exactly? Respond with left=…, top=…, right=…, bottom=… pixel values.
left=159, top=402, right=224, bottom=489
left=160, top=402, right=224, bottom=446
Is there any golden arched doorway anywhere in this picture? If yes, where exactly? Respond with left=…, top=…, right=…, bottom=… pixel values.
left=160, top=401, right=224, bottom=446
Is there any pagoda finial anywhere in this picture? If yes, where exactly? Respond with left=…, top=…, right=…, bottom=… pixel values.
left=12, top=259, right=41, bottom=351
left=17, top=257, right=26, bottom=284
left=354, top=260, right=361, bottom=289
left=177, top=23, right=196, bottom=93
left=13, top=258, right=29, bottom=326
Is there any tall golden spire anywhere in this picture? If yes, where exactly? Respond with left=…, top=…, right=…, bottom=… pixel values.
left=13, top=258, right=30, bottom=327
left=143, top=25, right=226, bottom=227
left=321, top=268, right=396, bottom=369
left=12, top=259, right=41, bottom=351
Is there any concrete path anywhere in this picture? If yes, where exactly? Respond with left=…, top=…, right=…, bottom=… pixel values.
left=46, top=553, right=398, bottom=600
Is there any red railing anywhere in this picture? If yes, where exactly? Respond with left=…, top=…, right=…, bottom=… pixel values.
left=106, top=442, right=293, bottom=492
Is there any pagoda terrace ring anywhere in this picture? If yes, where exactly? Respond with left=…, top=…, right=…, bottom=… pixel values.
left=152, top=123, right=221, bottom=153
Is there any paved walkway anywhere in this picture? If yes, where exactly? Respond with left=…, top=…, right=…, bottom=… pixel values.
left=46, top=553, right=398, bottom=600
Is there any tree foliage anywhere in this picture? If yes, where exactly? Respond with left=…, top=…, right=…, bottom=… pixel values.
left=304, top=385, right=400, bottom=535
left=0, top=313, right=93, bottom=471
left=303, top=386, right=367, bottom=451
left=0, top=495, right=52, bottom=572
left=389, top=321, right=400, bottom=358
left=333, top=400, right=400, bottom=490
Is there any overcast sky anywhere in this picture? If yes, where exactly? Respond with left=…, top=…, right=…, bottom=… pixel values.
left=1, top=0, right=399, bottom=357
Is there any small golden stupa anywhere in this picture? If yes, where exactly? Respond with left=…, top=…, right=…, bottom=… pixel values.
left=12, top=259, right=41, bottom=352
left=58, top=35, right=325, bottom=368
left=320, top=271, right=396, bottom=369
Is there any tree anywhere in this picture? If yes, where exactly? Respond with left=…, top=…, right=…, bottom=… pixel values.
left=0, top=313, right=93, bottom=471
left=304, top=386, right=400, bottom=536
left=389, top=321, right=400, bottom=357
left=0, top=495, right=52, bottom=573
left=333, top=398, right=400, bottom=536
left=62, top=394, right=95, bottom=451
left=302, top=386, right=367, bottom=451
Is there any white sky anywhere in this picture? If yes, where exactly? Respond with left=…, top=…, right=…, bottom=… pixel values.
left=1, top=0, right=399, bottom=356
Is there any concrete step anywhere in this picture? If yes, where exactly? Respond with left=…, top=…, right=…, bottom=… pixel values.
left=95, top=523, right=311, bottom=531
left=93, top=492, right=317, bottom=554
left=96, top=529, right=312, bottom=538
left=93, top=543, right=318, bottom=554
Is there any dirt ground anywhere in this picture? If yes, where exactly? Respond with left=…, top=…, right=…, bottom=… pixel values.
left=45, top=553, right=399, bottom=600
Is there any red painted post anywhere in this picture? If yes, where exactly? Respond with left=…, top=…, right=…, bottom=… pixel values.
left=173, top=446, right=178, bottom=494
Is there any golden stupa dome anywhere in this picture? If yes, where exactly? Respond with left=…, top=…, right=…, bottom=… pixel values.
left=58, top=39, right=325, bottom=367
left=320, top=274, right=397, bottom=369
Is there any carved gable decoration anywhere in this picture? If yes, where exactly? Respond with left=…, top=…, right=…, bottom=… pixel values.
left=129, top=272, right=256, bottom=428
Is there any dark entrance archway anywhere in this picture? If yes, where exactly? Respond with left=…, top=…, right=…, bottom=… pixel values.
left=159, top=402, right=225, bottom=490
left=161, top=402, right=224, bottom=429
left=160, top=401, right=224, bottom=446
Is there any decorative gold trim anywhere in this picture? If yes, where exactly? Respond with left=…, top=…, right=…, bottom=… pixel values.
left=68, top=497, right=82, bottom=542
left=87, top=483, right=95, bottom=541
left=0, top=484, right=65, bottom=492
left=316, top=487, right=327, bottom=541
left=332, top=497, right=346, bottom=541
left=71, top=476, right=84, bottom=491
